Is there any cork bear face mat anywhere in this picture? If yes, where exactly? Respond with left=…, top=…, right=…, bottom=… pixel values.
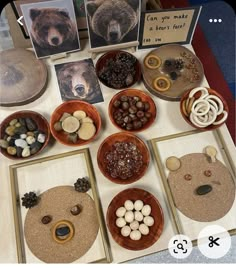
left=142, top=44, right=204, bottom=101
left=24, top=186, right=99, bottom=263
left=0, top=48, right=47, bottom=106
left=167, top=153, right=235, bottom=222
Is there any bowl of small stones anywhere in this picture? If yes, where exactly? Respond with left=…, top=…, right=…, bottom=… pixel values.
left=109, top=89, right=156, bottom=132
left=96, top=50, right=141, bottom=89
left=106, top=188, right=164, bottom=250
left=0, top=110, right=50, bottom=159
left=97, top=132, right=150, bottom=184
left=180, top=86, right=229, bottom=130
left=50, top=100, right=101, bottom=146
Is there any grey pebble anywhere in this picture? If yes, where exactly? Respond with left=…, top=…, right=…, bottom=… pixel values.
left=25, top=118, right=37, bottom=131
left=30, top=142, right=42, bottom=155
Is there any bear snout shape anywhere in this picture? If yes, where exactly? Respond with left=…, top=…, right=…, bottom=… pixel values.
left=48, top=27, right=63, bottom=46
left=107, top=20, right=121, bottom=43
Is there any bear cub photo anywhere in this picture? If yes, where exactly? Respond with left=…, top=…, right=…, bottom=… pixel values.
left=21, top=0, right=80, bottom=58
left=86, top=0, right=140, bottom=48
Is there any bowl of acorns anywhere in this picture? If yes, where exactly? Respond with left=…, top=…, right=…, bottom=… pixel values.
left=96, top=50, right=141, bottom=89
left=50, top=100, right=101, bottom=146
left=0, top=110, right=50, bottom=159
left=106, top=188, right=164, bottom=250
left=109, top=89, right=156, bottom=132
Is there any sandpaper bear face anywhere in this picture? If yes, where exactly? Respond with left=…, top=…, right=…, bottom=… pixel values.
left=167, top=153, right=235, bottom=222
left=24, top=186, right=99, bottom=263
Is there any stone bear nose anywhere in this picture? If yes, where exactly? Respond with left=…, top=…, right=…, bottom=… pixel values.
left=51, top=37, right=59, bottom=45
left=75, top=84, right=85, bottom=94
left=109, top=31, right=118, bottom=41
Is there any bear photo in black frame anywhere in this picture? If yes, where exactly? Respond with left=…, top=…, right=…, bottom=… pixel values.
left=85, top=0, right=141, bottom=49
left=20, top=0, right=80, bottom=58
left=55, top=58, right=104, bottom=104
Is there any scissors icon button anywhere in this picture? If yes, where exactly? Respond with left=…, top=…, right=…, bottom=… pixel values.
left=208, top=236, right=220, bottom=247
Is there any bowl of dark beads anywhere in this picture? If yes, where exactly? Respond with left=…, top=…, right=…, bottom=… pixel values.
left=96, top=50, right=141, bottom=89
left=0, top=110, right=50, bottom=160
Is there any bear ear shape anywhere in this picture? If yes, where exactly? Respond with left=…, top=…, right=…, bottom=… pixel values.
left=126, top=0, right=139, bottom=11
left=166, top=156, right=181, bottom=171
left=58, top=9, right=70, bottom=18
left=86, top=2, right=98, bottom=17
left=30, top=9, right=41, bottom=21
left=21, top=191, right=39, bottom=209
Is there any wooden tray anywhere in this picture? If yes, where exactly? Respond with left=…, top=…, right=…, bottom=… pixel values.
left=142, top=44, right=204, bottom=101
left=0, top=48, right=47, bottom=106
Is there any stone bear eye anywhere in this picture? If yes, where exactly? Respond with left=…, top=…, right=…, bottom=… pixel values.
left=41, top=215, right=52, bottom=224
left=70, top=205, right=81, bottom=216
left=204, top=170, right=212, bottom=177
left=184, top=174, right=192, bottom=180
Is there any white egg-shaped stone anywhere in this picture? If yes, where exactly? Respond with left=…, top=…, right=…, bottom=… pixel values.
left=124, top=200, right=134, bottom=211
left=139, top=223, right=149, bottom=235
left=130, top=220, right=139, bottom=230
left=121, top=225, right=131, bottom=237
left=143, top=216, right=154, bottom=226
left=130, top=230, right=142, bottom=241
left=116, top=207, right=126, bottom=218
left=134, top=211, right=143, bottom=222
left=141, top=204, right=151, bottom=216
left=124, top=211, right=134, bottom=223
left=134, top=200, right=144, bottom=211
left=116, top=217, right=126, bottom=228
left=15, top=139, right=28, bottom=149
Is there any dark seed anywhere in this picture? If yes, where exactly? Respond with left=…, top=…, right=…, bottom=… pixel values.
left=140, top=117, right=148, bottom=125
left=41, top=215, right=52, bottom=224
left=129, top=106, right=137, bottom=114
left=56, top=226, right=70, bottom=236
left=120, top=95, right=128, bottom=102
left=196, top=185, right=212, bottom=195
left=133, top=121, right=142, bottom=129
left=145, top=112, right=152, bottom=118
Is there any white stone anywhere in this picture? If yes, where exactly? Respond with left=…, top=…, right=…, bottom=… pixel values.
left=124, top=211, right=134, bottom=223
left=141, top=204, right=151, bottom=216
left=121, top=225, right=131, bottom=237
left=130, top=221, right=139, bottom=230
left=22, top=146, right=31, bottom=157
left=26, top=136, right=36, bottom=145
left=37, top=133, right=46, bottom=143
left=20, top=134, right=27, bottom=139
left=130, top=230, right=141, bottom=241
left=134, top=211, right=143, bottom=222
left=15, top=139, right=28, bottom=149
left=124, top=200, right=134, bottom=211
left=116, top=207, right=126, bottom=218
left=134, top=200, right=144, bottom=211
left=143, top=216, right=154, bottom=226
left=139, top=223, right=149, bottom=235
left=116, top=217, right=126, bottom=228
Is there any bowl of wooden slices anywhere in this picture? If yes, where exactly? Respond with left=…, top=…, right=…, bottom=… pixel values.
left=50, top=100, right=101, bottom=146
left=180, top=87, right=229, bottom=130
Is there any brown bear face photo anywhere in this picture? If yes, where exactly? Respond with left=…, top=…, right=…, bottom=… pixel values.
left=167, top=153, right=235, bottom=222
left=86, top=0, right=140, bottom=48
left=21, top=0, right=80, bottom=58
left=24, top=186, right=99, bottom=263
left=55, top=59, right=104, bottom=104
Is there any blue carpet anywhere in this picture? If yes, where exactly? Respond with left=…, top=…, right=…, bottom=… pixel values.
left=189, top=0, right=235, bottom=97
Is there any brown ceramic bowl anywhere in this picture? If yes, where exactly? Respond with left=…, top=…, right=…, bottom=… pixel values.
left=0, top=110, right=50, bottom=160
left=106, top=188, right=164, bottom=251
left=180, top=87, right=229, bottom=130
left=108, top=89, right=156, bottom=132
left=97, top=132, right=150, bottom=184
left=50, top=100, right=101, bottom=146
left=95, top=50, right=141, bottom=89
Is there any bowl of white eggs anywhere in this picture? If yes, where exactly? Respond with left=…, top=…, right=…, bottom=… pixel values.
left=106, top=188, right=164, bottom=250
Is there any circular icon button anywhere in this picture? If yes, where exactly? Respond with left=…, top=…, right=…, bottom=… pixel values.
left=168, top=234, right=193, bottom=259
left=197, top=225, right=231, bottom=259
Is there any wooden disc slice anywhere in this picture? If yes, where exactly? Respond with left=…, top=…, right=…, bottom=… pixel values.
left=0, top=48, right=47, bottom=106
left=142, top=44, right=204, bottom=101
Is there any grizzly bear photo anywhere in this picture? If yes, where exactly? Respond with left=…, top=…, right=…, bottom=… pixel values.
left=86, top=0, right=140, bottom=48
left=21, top=0, right=80, bottom=58
left=55, top=59, right=104, bottom=104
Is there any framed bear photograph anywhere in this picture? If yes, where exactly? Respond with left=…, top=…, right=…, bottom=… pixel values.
left=20, top=0, right=81, bottom=58
left=85, top=0, right=141, bottom=50
left=54, top=58, right=104, bottom=104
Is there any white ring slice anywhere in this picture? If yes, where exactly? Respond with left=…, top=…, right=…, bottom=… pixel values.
left=213, top=111, right=228, bottom=125
left=189, top=87, right=209, bottom=99
left=206, top=95, right=224, bottom=115
left=191, top=99, right=210, bottom=116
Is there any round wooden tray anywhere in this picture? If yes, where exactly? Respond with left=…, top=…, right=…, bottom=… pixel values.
left=0, top=48, right=47, bottom=106
left=142, top=44, right=204, bottom=101
left=106, top=188, right=164, bottom=250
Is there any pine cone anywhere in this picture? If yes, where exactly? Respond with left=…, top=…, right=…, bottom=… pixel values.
left=21, top=191, right=38, bottom=208
left=74, top=178, right=90, bottom=192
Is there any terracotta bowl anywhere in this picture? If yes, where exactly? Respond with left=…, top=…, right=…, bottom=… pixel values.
left=0, top=110, right=50, bottom=160
left=106, top=188, right=164, bottom=251
left=108, top=88, right=156, bottom=132
left=180, top=87, right=229, bottom=130
left=95, top=50, right=141, bottom=89
left=50, top=100, right=101, bottom=146
left=97, top=132, right=150, bottom=184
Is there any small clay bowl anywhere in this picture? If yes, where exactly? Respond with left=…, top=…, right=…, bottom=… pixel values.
left=95, top=50, right=141, bottom=90
left=0, top=110, right=50, bottom=160
left=50, top=100, right=101, bottom=146
left=108, top=88, right=156, bottom=132
left=180, top=87, right=229, bottom=131
left=106, top=188, right=164, bottom=251
left=97, top=132, right=150, bottom=184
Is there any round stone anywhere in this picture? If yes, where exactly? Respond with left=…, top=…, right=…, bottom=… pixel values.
left=143, top=216, right=154, bottom=226
left=7, top=146, right=17, bottom=155
left=130, top=220, right=139, bottom=230
left=139, top=223, right=149, bottom=235
left=166, top=156, right=181, bottom=171
left=134, top=200, right=144, bottom=211
left=15, top=139, right=28, bottom=149
left=121, top=225, right=131, bottom=237
left=124, top=211, right=134, bottom=223
left=116, top=217, right=126, bottom=228
left=141, top=205, right=151, bottom=216
left=22, top=146, right=31, bottom=157
left=116, top=207, right=126, bottom=218
left=130, top=230, right=141, bottom=241
left=124, top=200, right=134, bottom=210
